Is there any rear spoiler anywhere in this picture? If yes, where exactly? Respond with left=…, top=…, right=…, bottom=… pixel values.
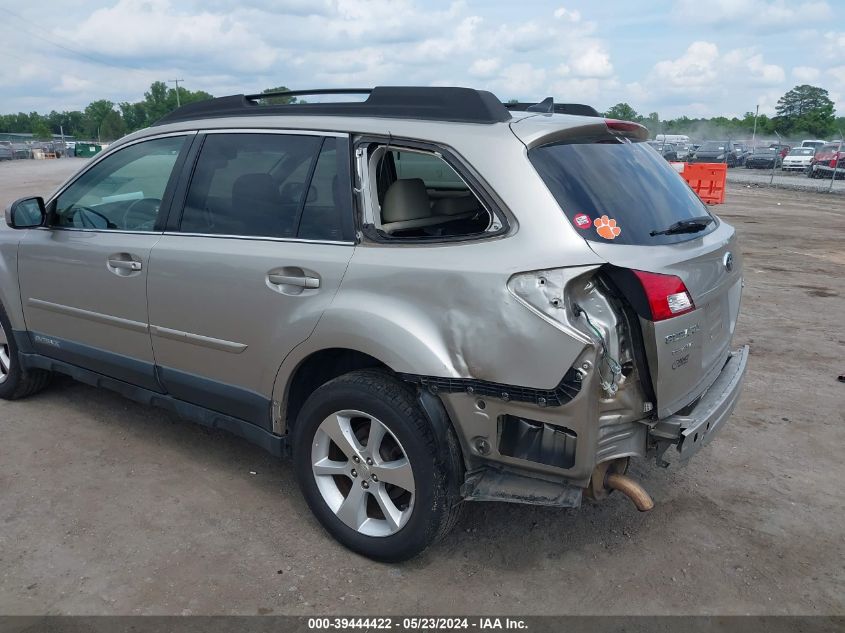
left=505, top=98, right=601, bottom=118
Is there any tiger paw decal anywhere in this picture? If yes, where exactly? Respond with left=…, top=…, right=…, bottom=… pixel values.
left=594, top=215, right=621, bottom=240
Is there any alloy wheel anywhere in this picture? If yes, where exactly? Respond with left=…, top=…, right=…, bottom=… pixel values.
left=311, top=409, right=415, bottom=537
left=0, top=325, right=10, bottom=384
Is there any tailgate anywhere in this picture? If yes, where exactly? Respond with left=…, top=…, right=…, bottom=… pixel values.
left=589, top=223, right=743, bottom=417
left=526, top=134, right=744, bottom=418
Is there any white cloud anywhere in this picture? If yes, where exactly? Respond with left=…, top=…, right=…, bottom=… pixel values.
left=494, top=63, right=548, bottom=96
left=554, top=7, right=581, bottom=22
left=674, top=0, right=832, bottom=30
left=821, top=31, right=845, bottom=59
left=571, top=46, right=613, bottom=78
left=57, top=0, right=280, bottom=72
left=641, top=42, right=789, bottom=117
left=723, top=49, right=785, bottom=84
left=793, top=66, right=821, bottom=82
left=469, top=58, right=501, bottom=78
left=652, top=41, right=720, bottom=89
left=828, top=66, right=845, bottom=84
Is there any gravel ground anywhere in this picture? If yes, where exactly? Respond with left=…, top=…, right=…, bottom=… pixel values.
left=0, top=159, right=843, bottom=616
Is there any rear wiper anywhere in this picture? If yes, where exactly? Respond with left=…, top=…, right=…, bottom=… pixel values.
left=650, top=216, right=713, bottom=237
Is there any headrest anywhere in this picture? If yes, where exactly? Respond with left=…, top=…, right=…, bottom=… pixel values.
left=382, top=178, right=431, bottom=223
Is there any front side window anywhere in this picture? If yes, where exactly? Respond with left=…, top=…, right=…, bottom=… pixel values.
left=54, top=135, right=186, bottom=231
left=180, top=133, right=353, bottom=240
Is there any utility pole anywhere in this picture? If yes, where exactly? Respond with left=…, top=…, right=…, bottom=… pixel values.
left=168, top=78, right=185, bottom=107
left=770, top=130, right=781, bottom=186
left=829, top=131, right=843, bottom=194
left=751, top=104, right=759, bottom=149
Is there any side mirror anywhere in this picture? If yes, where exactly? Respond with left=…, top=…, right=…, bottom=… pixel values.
left=5, top=196, right=46, bottom=229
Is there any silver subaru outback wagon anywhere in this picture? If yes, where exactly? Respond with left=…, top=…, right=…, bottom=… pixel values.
left=1, top=87, right=748, bottom=561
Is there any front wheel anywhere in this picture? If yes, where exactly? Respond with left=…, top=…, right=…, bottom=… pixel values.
left=292, top=370, right=462, bottom=562
left=0, top=305, right=51, bottom=400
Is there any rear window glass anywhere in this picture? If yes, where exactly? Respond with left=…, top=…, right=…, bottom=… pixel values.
left=529, top=140, right=716, bottom=246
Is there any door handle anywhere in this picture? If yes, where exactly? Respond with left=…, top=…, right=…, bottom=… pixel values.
left=108, top=259, right=142, bottom=271
left=268, top=273, right=320, bottom=289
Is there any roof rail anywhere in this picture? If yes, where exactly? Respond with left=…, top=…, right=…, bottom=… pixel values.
left=505, top=101, right=601, bottom=117
left=245, top=88, right=373, bottom=100
left=153, top=86, right=512, bottom=126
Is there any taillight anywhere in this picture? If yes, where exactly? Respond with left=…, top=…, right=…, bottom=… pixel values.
left=831, top=152, right=840, bottom=167
left=604, top=119, right=649, bottom=141
left=632, top=270, right=695, bottom=321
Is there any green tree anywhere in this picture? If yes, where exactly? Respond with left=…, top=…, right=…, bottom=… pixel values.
left=84, top=100, right=119, bottom=140
left=142, top=81, right=172, bottom=123
left=99, top=109, right=127, bottom=140
left=604, top=102, right=639, bottom=121
left=775, top=85, right=835, bottom=137
left=119, top=101, right=148, bottom=131
left=259, top=85, right=300, bottom=105
left=31, top=120, right=52, bottom=140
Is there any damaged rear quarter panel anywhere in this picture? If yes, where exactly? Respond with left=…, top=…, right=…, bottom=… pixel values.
left=315, top=240, right=593, bottom=388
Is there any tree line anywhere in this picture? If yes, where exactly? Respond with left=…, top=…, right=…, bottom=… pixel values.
left=0, top=82, right=298, bottom=141
left=2, top=82, right=842, bottom=142
left=605, top=85, right=843, bottom=140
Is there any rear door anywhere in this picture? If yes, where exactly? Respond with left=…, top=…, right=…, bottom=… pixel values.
left=18, top=133, right=192, bottom=391
left=528, top=136, right=742, bottom=418
left=146, top=131, right=355, bottom=429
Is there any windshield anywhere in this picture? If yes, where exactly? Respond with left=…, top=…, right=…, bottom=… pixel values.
left=754, top=148, right=776, bottom=154
left=699, top=142, right=727, bottom=151
left=529, top=139, right=716, bottom=246
left=790, top=148, right=815, bottom=156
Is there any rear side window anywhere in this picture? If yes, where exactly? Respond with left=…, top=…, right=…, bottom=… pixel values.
left=298, top=138, right=353, bottom=241
left=393, top=150, right=465, bottom=189
left=529, top=140, right=716, bottom=246
left=180, top=133, right=351, bottom=240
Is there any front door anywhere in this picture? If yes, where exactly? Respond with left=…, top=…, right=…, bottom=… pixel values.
left=18, top=134, right=192, bottom=391
left=147, top=131, right=356, bottom=428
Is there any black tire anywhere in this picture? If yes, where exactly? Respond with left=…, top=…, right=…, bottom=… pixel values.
left=0, top=304, right=51, bottom=400
left=292, top=369, right=462, bottom=562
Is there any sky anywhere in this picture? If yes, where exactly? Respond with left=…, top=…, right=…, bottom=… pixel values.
left=1, top=0, right=844, bottom=119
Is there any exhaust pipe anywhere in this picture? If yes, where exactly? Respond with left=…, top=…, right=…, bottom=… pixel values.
left=605, top=472, right=654, bottom=512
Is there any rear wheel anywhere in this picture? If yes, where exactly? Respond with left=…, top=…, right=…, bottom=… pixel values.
left=292, top=370, right=462, bottom=561
left=0, top=305, right=51, bottom=400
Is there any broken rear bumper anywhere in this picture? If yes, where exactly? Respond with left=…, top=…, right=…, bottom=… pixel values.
left=650, top=345, right=749, bottom=461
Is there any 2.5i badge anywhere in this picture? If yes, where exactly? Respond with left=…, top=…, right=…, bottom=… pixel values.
left=572, top=213, right=591, bottom=229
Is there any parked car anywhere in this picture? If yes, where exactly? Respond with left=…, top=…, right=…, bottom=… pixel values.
left=11, top=143, right=31, bottom=159
left=689, top=141, right=737, bottom=166
left=745, top=147, right=783, bottom=169
left=731, top=143, right=749, bottom=166
left=0, top=87, right=747, bottom=561
left=781, top=147, right=816, bottom=171
left=801, top=139, right=827, bottom=150
left=0, top=142, right=12, bottom=161
left=673, top=143, right=692, bottom=160
left=647, top=141, right=678, bottom=161
left=808, top=142, right=843, bottom=178
left=768, top=143, right=791, bottom=158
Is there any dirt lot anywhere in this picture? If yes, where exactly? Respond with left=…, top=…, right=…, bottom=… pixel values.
left=0, top=159, right=843, bottom=615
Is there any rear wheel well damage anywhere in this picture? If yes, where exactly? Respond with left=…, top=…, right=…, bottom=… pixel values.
left=282, top=347, right=468, bottom=485
left=284, top=348, right=388, bottom=433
